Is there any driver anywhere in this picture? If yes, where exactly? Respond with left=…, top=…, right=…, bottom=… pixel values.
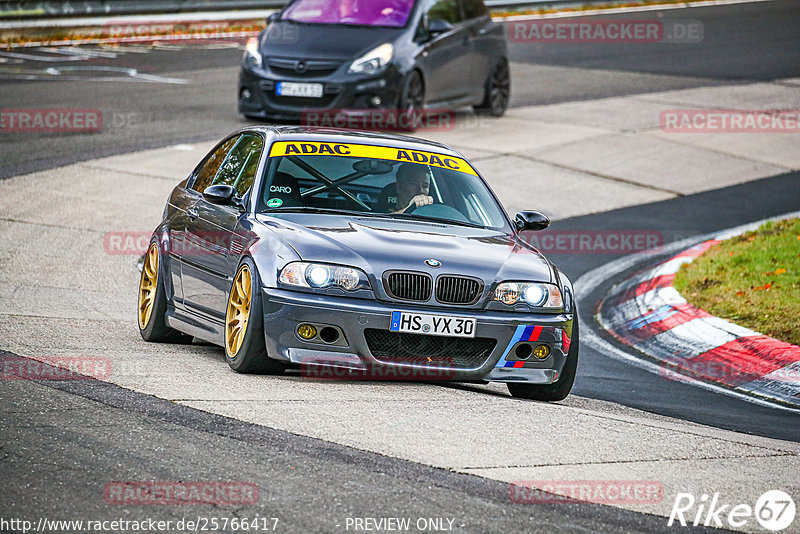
left=390, top=163, right=434, bottom=213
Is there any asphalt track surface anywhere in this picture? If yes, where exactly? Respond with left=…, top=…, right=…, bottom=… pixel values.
left=1, top=1, right=800, bottom=532
left=1, top=0, right=799, bottom=178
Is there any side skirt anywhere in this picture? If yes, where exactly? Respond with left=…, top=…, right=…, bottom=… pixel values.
left=166, top=306, right=225, bottom=347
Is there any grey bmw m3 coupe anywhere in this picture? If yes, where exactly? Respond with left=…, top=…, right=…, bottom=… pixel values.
left=138, top=127, right=578, bottom=401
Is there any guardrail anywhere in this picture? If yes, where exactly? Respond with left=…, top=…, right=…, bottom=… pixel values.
left=0, top=0, right=607, bottom=19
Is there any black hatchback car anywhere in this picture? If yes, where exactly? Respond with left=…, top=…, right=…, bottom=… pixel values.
left=239, top=0, right=509, bottom=121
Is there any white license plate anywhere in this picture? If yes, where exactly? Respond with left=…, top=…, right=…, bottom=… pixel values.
left=390, top=311, right=476, bottom=338
left=276, top=82, right=324, bottom=98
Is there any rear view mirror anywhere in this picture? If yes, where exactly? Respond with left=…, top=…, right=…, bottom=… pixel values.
left=428, top=19, right=454, bottom=35
left=515, top=211, right=551, bottom=232
left=203, top=184, right=237, bottom=205
left=353, top=159, right=394, bottom=175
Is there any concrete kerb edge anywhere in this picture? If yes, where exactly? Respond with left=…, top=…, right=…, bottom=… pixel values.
left=574, top=209, right=800, bottom=414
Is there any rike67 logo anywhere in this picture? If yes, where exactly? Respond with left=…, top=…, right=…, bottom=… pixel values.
left=668, top=490, right=795, bottom=531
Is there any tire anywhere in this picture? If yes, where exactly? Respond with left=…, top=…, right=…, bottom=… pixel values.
left=138, top=241, right=191, bottom=343
left=398, top=70, right=425, bottom=131
left=225, top=257, right=284, bottom=374
left=474, top=59, right=510, bottom=117
left=507, top=319, right=579, bottom=402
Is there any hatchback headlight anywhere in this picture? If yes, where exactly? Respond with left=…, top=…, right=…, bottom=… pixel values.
left=243, top=36, right=262, bottom=68
left=494, top=282, right=563, bottom=308
left=279, top=262, right=370, bottom=291
left=348, top=43, right=393, bottom=75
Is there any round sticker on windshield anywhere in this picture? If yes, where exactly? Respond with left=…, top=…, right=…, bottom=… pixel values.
left=267, top=198, right=283, bottom=208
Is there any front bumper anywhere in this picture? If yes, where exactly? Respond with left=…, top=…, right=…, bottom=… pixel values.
left=261, top=288, right=575, bottom=383
left=239, top=64, right=404, bottom=121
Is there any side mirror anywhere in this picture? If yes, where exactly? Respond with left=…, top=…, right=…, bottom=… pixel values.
left=203, top=184, right=237, bottom=205
left=515, top=211, right=551, bottom=232
left=427, top=18, right=454, bottom=35
left=267, top=12, right=281, bottom=24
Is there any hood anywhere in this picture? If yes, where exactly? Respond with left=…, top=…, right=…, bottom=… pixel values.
left=256, top=214, right=554, bottom=287
left=260, top=21, right=403, bottom=61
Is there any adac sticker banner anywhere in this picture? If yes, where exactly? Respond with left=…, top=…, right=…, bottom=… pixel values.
left=269, top=141, right=478, bottom=176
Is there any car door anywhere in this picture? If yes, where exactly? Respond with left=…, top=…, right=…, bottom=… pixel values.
left=415, top=0, right=473, bottom=104
left=166, top=136, right=239, bottom=311
left=179, top=134, right=256, bottom=321
left=459, top=0, right=495, bottom=101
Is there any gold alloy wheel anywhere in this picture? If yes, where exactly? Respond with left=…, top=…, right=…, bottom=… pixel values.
left=225, top=265, right=252, bottom=357
left=138, top=243, right=159, bottom=329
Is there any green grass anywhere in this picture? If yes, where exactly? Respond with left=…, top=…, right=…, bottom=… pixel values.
left=673, top=218, right=800, bottom=346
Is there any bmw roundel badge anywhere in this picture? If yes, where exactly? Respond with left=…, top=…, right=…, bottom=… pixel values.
left=425, top=259, right=442, bottom=268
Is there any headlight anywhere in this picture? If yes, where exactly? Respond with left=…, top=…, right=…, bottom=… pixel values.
left=279, top=262, right=370, bottom=292
left=348, top=43, right=393, bottom=75
left=494, top=282, right=563, bottom=308
left=243, top=36, right=262, bottom=68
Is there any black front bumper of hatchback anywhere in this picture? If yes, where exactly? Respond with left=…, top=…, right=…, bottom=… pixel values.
left=239, top=63, right=405, bottom=121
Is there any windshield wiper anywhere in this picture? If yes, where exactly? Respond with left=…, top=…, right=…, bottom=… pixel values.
left=262, top=207, right=487, bottom=228
left=394, top=213, right=485, bottom=229
left=263, top=207, right=405, bottom=220
left=262, top=207, right=367, bottom=216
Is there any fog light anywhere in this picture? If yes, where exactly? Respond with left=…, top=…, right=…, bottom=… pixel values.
left=533, top=344, right=550, bottom=359
left=297, top=324, right=317, bottom=340
left=369, top=95, right=382, bottom=107
left=240, top=88, right=251, bottom=100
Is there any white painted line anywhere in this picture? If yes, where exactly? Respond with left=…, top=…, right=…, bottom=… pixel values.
left=40, top=46, right=118, bottom=59
left=0, top=10, right=275, bottom=30
left=0, top=50, right=89, bottom=62
left=6, top=30, right=258, bottom=49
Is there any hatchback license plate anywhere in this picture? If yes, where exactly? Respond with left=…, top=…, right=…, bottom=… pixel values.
left=276, top=82, right=323, bottom=98
left=390, top=311, right=476, bottom=338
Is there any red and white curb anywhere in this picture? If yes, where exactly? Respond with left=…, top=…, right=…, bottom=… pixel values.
left=597, top=234, right=800, bottom=408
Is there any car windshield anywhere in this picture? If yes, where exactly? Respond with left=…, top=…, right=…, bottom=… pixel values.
left=281, top=0, right=416, bottom=27
left=258, top=141, right=509, bottom=230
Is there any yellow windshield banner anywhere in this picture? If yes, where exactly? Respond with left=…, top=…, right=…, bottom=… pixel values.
left=269, top=141, right=478, bottom=177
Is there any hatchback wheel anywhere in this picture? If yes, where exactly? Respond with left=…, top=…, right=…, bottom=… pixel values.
left=474, top=59, right=510, bottom=117
left=399, top=70, right=425, bottom=127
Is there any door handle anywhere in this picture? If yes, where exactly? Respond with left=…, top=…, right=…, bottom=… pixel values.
left=187, top=207, right=199, bottom=220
